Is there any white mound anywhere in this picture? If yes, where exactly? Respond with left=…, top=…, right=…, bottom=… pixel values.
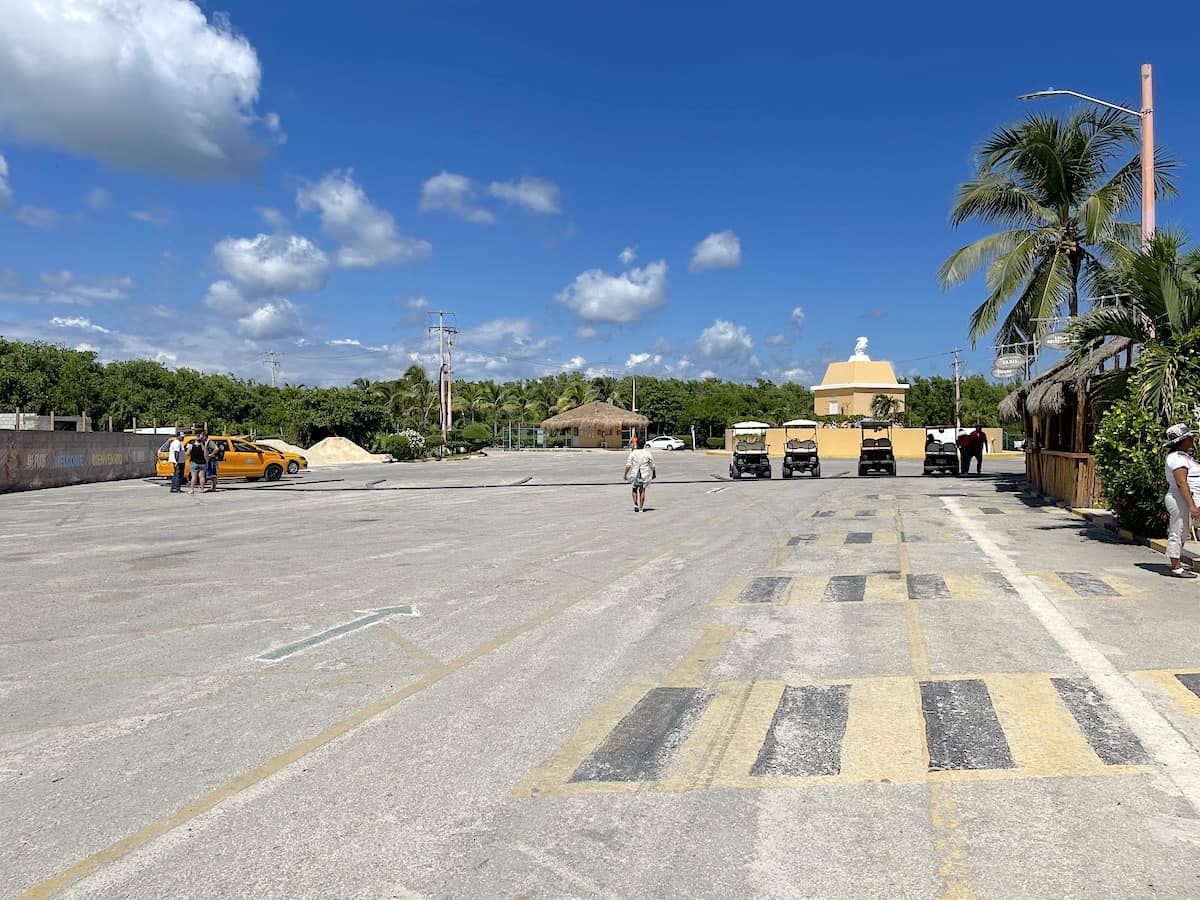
left=305, top=436, right=389, bottom=465
left=259, top=438, right=306, bottom=456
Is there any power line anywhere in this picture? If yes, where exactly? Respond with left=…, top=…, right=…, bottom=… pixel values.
left=262, top=351, right=282, bottom=388
left=428, top=311, right=459, bottom=441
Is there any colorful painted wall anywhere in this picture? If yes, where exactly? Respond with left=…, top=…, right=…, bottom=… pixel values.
left=1, top=431, right=162, bottom=493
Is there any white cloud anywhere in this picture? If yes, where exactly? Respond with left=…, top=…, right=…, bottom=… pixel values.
left=779, top=366, right=813, bottom=384
left=86, top=187, right=112, bottom=210
left=461, top=317, right=558, bottom=358
left=129, top=207, right=172, bottom=226
left=0, top=154, right=11, bottom=209
left=35, top=270, right=133, bottom=303
left=418, top=171, right=494, bottom=224
left=15, top=205, right=62, bottom=229
left=689, top=230, right=742, bottom=272
left=402, top=295, right=431, bottom=326
left=256, top=206, right=289, bottom=230
left=572, top=324, right=603, bottom=342
left=213, top=233, right=329, bottom=295
left=563, top=355, right=586, bottom=370
left=203, top=280, right=249, bottom=315
left=487, top=177, right=560, bottom=214
left=50, top=315, right=111, bottom=333
left=237, top=299, right=303, bottom=340
left=556, top=261, right=668, bottom=325
left=698, top=319, right=755, bottom=363
left=764, top=333, right=790, bottom=347
left=791, top=306, right=806, bottom=330
left=625, top=352, right=661, bottom=369
left=298, top=170, right=431, bottom=267
left=618, top=246, right=637, bottom=265
left=328, top=338, right=361, bottom=347
left=0, top=0, right=277, bottom=179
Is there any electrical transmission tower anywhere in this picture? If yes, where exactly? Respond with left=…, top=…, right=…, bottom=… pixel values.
left=263, top=351, right=282, bottom=388
left=428, top=312, right=459, bottom=443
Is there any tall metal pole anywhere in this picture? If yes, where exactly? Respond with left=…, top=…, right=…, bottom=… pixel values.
left=952, top=348, right=962, bottom=432
left=1140, top=63, right=1155, bottom=248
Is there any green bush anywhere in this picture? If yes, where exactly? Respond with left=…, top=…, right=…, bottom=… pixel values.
left=1093, top=398, right=1168, bottom=537
left=459, top=422, right=491, bottom=445
left=381, top=428, right=426, bottom=461
left=706, top=437, right=725, bottom=449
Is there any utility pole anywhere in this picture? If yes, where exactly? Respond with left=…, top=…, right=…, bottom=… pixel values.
left=263, top=351, right=282, bottom=388
left=428, top=311, right=459, bottom=444
left=952, top=348, right=962, bottom=432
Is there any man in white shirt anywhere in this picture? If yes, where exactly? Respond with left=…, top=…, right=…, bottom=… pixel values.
left=623, top=436, right=655, bottom=512
left=168, top=433, right=184, bottom=493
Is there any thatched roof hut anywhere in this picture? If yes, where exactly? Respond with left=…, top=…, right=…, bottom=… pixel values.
left=998, top=338, right=1132, bottom=424
left=541, top=400, right=649, bottom=431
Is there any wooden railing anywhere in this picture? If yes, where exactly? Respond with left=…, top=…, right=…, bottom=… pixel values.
left=1026, top=450, right=1101, bottom=508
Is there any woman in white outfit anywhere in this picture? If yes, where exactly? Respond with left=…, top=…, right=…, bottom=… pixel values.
left=1164, top=423, right=1200, bottom=578
left=623, top=436, right=655, bottom=512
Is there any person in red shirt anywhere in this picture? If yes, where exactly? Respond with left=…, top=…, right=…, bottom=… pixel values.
left=956, top=427, right=987, bottom=475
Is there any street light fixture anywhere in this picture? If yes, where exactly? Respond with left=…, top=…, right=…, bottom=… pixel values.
left=1019, top=64, right=1155, bottom=247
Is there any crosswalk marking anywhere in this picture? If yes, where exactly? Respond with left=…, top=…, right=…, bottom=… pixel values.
left=1134, top=670, right=1200, bottom=719
left=1029, top=571, right=1139, bottom=600
left=516, top=672, right=1157, bottom=796
left=714, top=572, right=1015, bottom=606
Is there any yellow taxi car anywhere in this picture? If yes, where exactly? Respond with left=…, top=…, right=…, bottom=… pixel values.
left=156, top=435, right=287, bottom=481
left=250, top=441, right=308, bottom=474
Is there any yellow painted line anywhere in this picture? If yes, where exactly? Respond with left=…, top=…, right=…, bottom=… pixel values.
left=509, top=681, right=655, bottom=798
left=943, top=573, right=989, bottom=602
left=1028, top=571, right=1134, bottom=601
left=711, top=576, right=752, bottom=606
left=24, top=502, right=759, bottom=900
left=1133, top=670, right=1200, bottom=719
left=930, top=782, right=975, bottom=899
left=668, top=680, right=762, bottom=791
left=372, top=623, right=443, bottom=668
left=840, top=676, right=927, bottom=783
left=865, top=575, right=907, bottom=603
left=663, top=625, right=738, bottom=686
left=987, top=674, right=1107, bottom=774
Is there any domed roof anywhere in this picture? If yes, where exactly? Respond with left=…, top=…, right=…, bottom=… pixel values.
left=811, top=338, right=907, bottom=392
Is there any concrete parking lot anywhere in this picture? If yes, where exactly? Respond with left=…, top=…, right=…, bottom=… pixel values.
left=5, top=450, right=1200, bottom=898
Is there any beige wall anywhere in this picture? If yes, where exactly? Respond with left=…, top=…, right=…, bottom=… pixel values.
left=812, top=388, right=907, bottom=418
left=725, top=427, right=1001, bottom=459
left=568, top=425, right=627, bottom=448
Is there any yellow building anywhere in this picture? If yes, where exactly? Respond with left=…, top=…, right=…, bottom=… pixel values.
left=810, top=337, right=908, bottom=418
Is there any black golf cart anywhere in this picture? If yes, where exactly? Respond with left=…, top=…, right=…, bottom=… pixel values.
left=857, top=420, right=896, bottom=476
left=922, top=426, right=959, bottom=476
left=781, top=418, right=820, bottom=478
left=729, top=420, right=772, bottom=479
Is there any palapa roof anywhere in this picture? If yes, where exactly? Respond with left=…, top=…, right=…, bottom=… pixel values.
left=998, top=338, right=1132, bottom=423
left=540, top=400, right=649, bottom=431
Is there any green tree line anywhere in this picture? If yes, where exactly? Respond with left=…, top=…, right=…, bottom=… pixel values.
left=0, top=338, right=1009, bottom=448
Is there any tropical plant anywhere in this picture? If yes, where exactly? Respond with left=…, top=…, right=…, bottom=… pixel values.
left=870, top=394, right=899, bottom=420
left=938, top=109, right=1176, bottom=346
left=1092, top=398, right=1169, bottom=536
left=1069, top=228, right=1200, bottom=421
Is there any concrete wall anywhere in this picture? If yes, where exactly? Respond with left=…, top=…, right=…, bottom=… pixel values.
left=724, top=426, right=1002, bottom=459
left=1, top=431, right=163, bottom=493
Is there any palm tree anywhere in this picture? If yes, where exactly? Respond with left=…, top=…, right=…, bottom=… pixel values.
left=351, top=377, right=374, bottom=391
left=939, top=109, right=1176, bottom=346
left=1069, top=228, right=1200, bottom=421
left=871, top=394, right=899, bottom=421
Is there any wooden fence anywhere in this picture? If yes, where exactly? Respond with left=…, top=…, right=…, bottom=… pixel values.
left=1026, top=450, right=1102, bottom=508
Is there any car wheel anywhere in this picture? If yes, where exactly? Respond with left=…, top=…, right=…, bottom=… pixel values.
left=265, top=464, right=284, bottom=482
left=286, top=460, right=299, bottom=474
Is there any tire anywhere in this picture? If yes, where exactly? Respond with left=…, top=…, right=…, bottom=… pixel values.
left=812, top=464, right=821, bottom=478
left=286, top=460, right=299, bottom=475
left=858, top=464, right=867, bottom=476
left=265, top=464, right=284, bottom=482
left=782, top=469, right=791, bottom=479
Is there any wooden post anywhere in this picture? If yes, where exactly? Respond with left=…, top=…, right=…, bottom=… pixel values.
left=108, top=415, right=113, bottom=432
left=50, top=410, right=55, bottom=430
left=14, top=407, right=20, bottom=431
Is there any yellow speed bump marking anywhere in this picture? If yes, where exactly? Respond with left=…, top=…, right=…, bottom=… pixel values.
left=1132, top=670, right=1200, bottom=719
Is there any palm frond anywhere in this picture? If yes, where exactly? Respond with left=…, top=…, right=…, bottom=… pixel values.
left=938, top=230, right=1034, bottom=288
left=948, top=175, right=1049, bottom=228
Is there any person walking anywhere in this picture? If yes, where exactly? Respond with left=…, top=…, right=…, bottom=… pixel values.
left=205, top=437, right=223, bottom=492
left=168, top=432, right=185, bottom=493
left=968, top=425, right=987, bottom=474
left=623, top=436, right=655, bottom=512
left=1164, top=423, right=1200, bottom=578
left=187, top=431, right=211, bottom=495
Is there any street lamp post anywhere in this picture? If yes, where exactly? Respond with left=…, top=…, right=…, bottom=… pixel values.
left=1019, top=63, right=1155, bottom=247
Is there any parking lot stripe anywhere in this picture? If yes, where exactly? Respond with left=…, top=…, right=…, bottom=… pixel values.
left=920, top=679, right=1015, bottom=771
left=663, top=625, right=737, bottom=686
left=987, top=674, right=1108, bottom=773
left=839, top=677, right=927, bottom=782
left=569, top=687, right=714, bottom=783
left=1051, top=677, right=1151, bottom=766
left=750, top=684, right=851, bottom=777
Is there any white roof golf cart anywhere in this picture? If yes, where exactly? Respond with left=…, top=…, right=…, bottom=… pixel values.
left=781, top=419, right=820, bottom=479
left=729, top=421, right=772, bottom=479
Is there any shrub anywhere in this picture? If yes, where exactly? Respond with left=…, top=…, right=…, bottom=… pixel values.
left=381, top=428, right=426, bottom=461
left=1092, top=398, right=1168, bottom=537
left=706, top=437, right=725, bottom=449
left=460, top=422, right=491, bottom=445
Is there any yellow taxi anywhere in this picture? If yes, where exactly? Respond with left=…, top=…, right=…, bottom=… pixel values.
left=250, top=441, right=308, bottom=474
left=156, top=435, right=288, bottom=481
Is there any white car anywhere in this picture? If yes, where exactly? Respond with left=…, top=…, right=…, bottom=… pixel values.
left=646, top=435, right=686, bottom=451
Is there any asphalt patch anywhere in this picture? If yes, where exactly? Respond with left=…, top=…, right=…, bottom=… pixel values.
left=822, top=575, right=866, bottom=603
left=751, top=684, right=851, bottom=777
left=920, top=679, right=1014, bottom=771
left=738, top=576, right=792, bottom=604
left=1051, top=677, right=1150, bottom=765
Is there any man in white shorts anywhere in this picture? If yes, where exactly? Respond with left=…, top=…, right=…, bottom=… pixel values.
left=623, top=436, right=656, bottom=512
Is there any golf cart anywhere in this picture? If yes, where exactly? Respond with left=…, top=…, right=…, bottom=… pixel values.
left=857, top=420, right=896, bottom=476
left=781, top=419, right=820, bottom=478
left=922, top=426, right=960, bottom=476
left=729, top=421, right=772, bottom=479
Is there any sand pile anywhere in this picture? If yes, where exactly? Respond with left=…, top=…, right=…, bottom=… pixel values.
left=304, top=436, right=389, bottom=465
left=259, top=438, right=307, bottom=456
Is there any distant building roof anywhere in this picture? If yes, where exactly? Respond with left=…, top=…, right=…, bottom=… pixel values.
left=811, top=338, right=907, bottom=393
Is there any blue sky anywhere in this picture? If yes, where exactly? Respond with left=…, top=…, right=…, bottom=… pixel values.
left=1, top=1, right=1197, bottom=387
